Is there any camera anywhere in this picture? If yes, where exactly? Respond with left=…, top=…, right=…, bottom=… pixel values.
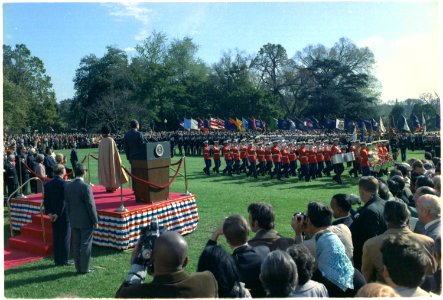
left=125, top=217, right=167, bottom=285
left=293, top=212, right=306, bottom=221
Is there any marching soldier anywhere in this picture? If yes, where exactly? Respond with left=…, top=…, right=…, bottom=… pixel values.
left=323, top=142, right=332, bottom=177
left=202, top=140, right=211, bottom=176
left=270, top=140, right=282, bottom=180
left=212, top=141, right=221, bottom=175
left=315, top=141, right=325, bottom=178
left=308, top=142, right=317, bottom=180
left=239, top=139, right=249, bottom=174
left=231, top=139, right=241, bottom=174
left=399, top=134, right=408, bottom=162
left=264, top=142, right=273, bottom=175
left=256, top=141, right=266, bottom=176
left=331, top=138, right=344, bottom=184
left=359, top=142, right=371, bottom=176
left=246, top=141, right=257, bottom=178
left=222, top=140, right=233, bottom=176
left=288, top=142, right=298, bottom=177
left=348, top=141, right=359, bottom=177
left=281, top=143, right=290, bottom=178
left=298, top=142, right=310, bottom=182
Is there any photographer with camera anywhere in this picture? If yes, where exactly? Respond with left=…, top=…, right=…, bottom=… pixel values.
left=291, top=202, right=354, bottom=260
left=115, top=229, right=218, bottom=298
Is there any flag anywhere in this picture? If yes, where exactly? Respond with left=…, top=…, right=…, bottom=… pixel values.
left=336, top=118, right=345, bottom=130
left=400, top=115, right=411, bottom=132
left=351, top=126, right=357, bottom=141
left=363, top=120, right=372, bottom=132
left=371, top=119, right=379, bottom=132
left=184, top=118, right=191, bottom=129
left=390, top=115, right=396, bottom=129
left=197, top=118, right=204, bottom=129
left=344, top=118, right=355, bottom=131
left=210, top=118, right=224, bottom=130
left=191, top=118, right=198, bottom=130
left=287, top=119, right=296, bottom=131
left=179, top=120, right=184, bottom=129
left=251, top=117, right=257, bottom=130
left=254, top=118, right=263, bottom=130
left=312, top=118, right=321, bottom=129
left=248, top=118, right=254, bottom=130
left=379, top=117, right=386, bottom=133
left=268, top=118, right=278, bottom=130
left=323, top=117, right=335, bottom=130
left=304, top=118, right=313, bottom=130
left=411, top=114, right=420, bottom=132
left=235, top=118, right=244, bottom=131
left=295, top=118, right=304, bottom=130
left=242, top=117, right=249, bottom=131
left=421, top=113, right=427, bottom=133
left=204, top=119, right=210, bottom=129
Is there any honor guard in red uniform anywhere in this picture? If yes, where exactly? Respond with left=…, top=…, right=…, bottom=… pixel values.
left=331, top=138, right=344, bottom=184
left=315, top=141, right=325, bottom=178
left=288, top=142, right=298, bottom=177
left=202, top=140, right=211, bottom=176
left=271, top=140, right=282, bottom=180
left=264, top=142, right=273, bottom=175
left=239, top=139, right=249, bottom=174
left=360, top=142, right=371, bottom=176
left=222, top=140, right=233, bottom=176
left=211, top=141, right=221, bottom=175
left=323, top=143, right=332, bottom=177
left=298, top=142, right=310, bottom=182
left=349, top=141, right=360, bottom=177
left=308, top=141, right=318, bottom=180
left=231, top=140, right=241, bottom=174
left=256, top=141, right=266, bottom=176
left=281, top=143, right=290, bottom=178
left=381, top=142, right=390, bottom=175
left=246, top=141, right=257, bottom=178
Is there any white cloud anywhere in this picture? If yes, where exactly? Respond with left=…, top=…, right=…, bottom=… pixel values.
left=124, top=47, right=136, bottom=53
left=360, top=31, right=441, bottom=102
left=107, top=3, right=154, bottom=25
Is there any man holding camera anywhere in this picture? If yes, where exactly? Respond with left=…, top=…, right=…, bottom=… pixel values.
left=116, top=231, right=218, bottom=298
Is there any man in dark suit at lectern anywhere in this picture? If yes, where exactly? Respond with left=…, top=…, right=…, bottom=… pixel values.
left=123, top=120, right=146, bottom=202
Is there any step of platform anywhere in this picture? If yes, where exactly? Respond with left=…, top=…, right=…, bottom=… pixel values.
left=31, top=214, right=53, bottom=227
left=8, top=235, right=53, bottom=256
left=20, top=223, right=53, bottom=242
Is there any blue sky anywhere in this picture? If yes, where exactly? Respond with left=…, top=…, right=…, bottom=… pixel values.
left=3, top=1, right=440, bottom=103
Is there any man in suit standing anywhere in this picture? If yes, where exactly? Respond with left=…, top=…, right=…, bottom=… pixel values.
left=70, top=142, right=78, bottom=170
left=123, top=120, right=146, bottom=201
left=65, top=163, right=98, bottom=274
left=361, top=199, right=436, bottom=283
left=44, top=147, right=57, bottom=178
left=350, top=176, right=387, bottom=271
left=330, top=194, right=354, bottom=228
left=247, top=202, right=282, bottom=250
left=415, top=194, right=441, bottom=241
left=44, top=164, right=72, bottom=266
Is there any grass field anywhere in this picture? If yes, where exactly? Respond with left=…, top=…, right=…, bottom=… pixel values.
left=3, top=148, right=425, bottom=298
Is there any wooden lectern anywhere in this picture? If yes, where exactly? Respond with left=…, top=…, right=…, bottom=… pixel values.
left=131, top=142, right=171, bottom=203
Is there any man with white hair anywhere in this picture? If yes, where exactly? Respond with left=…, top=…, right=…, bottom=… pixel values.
left=432, top=175, right=440, bottom=195
left=415, top=194, right=441, bottom=241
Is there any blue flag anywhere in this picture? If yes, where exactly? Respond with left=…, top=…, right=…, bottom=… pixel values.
left=371, top=119, right=379, bottom=131
left=344, top=118, right=355, bottom=131
left=411, top=114, right=420, bottom=131
left=312, top=118, right=320, bottom=129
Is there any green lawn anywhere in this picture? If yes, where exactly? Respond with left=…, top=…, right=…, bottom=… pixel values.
left=3, top=148, right=425, bottom=298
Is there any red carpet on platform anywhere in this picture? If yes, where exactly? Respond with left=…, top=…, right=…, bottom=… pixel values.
left=4, top=246, right=46, bottom=270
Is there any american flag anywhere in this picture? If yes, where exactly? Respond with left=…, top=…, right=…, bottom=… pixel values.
left=210, top=118, right=225, bottom=130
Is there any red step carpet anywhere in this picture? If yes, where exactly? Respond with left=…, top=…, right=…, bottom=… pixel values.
left=4, top=247, right=45, bottom=270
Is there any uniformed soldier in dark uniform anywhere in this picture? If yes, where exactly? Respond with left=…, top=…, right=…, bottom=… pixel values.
left=5, top=154, right=19, bottom=198
left=389, top=137, right=399, bottom=161
left=399, top=135, right=408, bottom=162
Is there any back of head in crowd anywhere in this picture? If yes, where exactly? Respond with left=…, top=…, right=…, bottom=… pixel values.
left=383, top=198, right=410, bottom=228
left=415, top=175, right=434, bottom=190
left=359, top=176, right=379, bottom=195
left=381, top=235, right=428, bottom=288
left=247, top=202, right=275, bottom=230
left=355, top=283, right=399, bottom=297
left=286, top=244, right=315, bottom=286
left=387, top=175, right=405, bottom=197
left=260, top=250, right=298, bottom=297
left=378, top=179, right=392, bottom=200
left=197, top=245, right=242, bottom=298
left=54, top=164, right=65, bottom=177
left=331, top=194, right=352, bottom=218
left=152, top=231, right=188, bottom=274
left=307, top=201, right=332, bottom=228
left=74, top=163, right=86, bottom=177
left=223, top=215, right=249, bottom=247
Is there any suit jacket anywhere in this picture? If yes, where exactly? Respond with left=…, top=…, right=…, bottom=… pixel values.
left=115, top=270, right=218, bottom=298
left=424, top=219, right=441, bottom=241
left=248, top=228, right=282, bottom=250
left=350, top=195, right=387, bottom=271
left=44, top=155, right=57, bottom=178
left=361, top=227, right=436, bottom=283
left=70, top=148, right=78, bottom=168
left=123, top=128, right=145, bottom=161
left=332, top=215, right=354, bottom=228
left=44, top=176, right=68, bottom=222
left=65, top=178, right=98, bottom=229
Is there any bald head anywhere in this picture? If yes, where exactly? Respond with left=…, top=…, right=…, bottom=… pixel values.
left=152, top=231, right=188, bottom=274
left=432, top=175, right=441, bottom=194
left=413, top=186, right=438, bottom=203
left=416, top=194, right=441, bottom=224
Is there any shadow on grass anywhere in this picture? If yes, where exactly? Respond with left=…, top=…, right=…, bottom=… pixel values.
left=5, top=262, right=56, bottom=275
left=4, top=271, right=78, bottom=288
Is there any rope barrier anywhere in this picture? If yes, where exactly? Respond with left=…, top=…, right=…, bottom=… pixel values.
left=22, top=162, right=53, bottom=182
left=121, top=158, right=183, bottom=189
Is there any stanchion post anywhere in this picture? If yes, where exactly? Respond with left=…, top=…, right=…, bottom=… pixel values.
left=183, top=156, right=191, bottom=195
left=115, top=167, right=128, bottom=212
left=16, top=156, right=26, bottom=198
left=87, top=153, right=91, bottom=184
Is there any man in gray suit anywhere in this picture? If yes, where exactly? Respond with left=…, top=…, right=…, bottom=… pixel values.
left=416, top=194, right=441, bottom=241
left=65, top=163, right=99, bottom=274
